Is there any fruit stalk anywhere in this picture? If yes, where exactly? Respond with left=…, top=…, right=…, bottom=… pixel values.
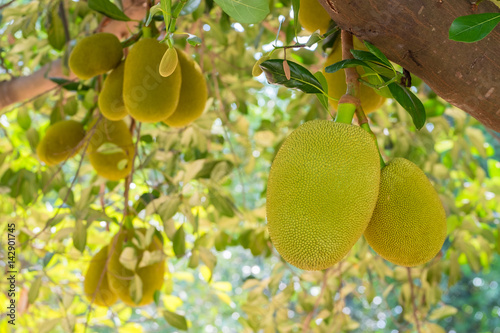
left=341, top=30, right=386, bottom=168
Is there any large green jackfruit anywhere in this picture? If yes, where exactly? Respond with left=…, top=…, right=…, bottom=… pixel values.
left=98, top=61, right=127, bottom=121
left=163, top=48, right=208, bottom=127
left=88, top=118, right=134, bottom=181
left=123, top=38, right=182, bottom=123
left=37, top=120, right=86, bottom=166
left=266, top=120, right=380, bottom=270
left=83, top=245, right=118, bottom=307
left=69, top=33, right=123, bottom=80
left=107, top=228, right=165, bottom=306
left=364, top=158, right=447, bottom=266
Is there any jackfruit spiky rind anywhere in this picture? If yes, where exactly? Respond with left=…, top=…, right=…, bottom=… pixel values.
left=98, top=61, right=128, bottom=121
left=298, top=0, right=331, bottom=34
left=364, top=158, right=447, bottom=267
left=69, top=33, right=123, bottom=80
left=83, top=245, right=118, bottom=307
left=107, top=228, right=165, bottom=307
left=266, top=120, right=381, bottom=271
left=88, top=118, right=134, bottom=181
left=163, top=48, right=208, bottom=127
left=37, top=120, right=86, bottom=166
left=323, top=39, right=386, bottom=114
left=123, top=38, right=182, bottom=123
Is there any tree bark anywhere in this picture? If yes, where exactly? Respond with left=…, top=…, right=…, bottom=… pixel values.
left=0, top=0, right=146, bottom=112
left=319, top=0, right=500, bottom=132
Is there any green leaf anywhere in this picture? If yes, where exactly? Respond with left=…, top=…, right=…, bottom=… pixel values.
left=130, top=274, right=143, bottom=304
left=208, top=189, right=235, bottom=217
left=17, top=109, right=31, bottom=130
left=449, top=13, right=500, bottom=43
left=88, top=0, right=131, bottom=21
left=179, top=0, right=201, bottom=15
left=96, top=142, right=126, bottom=155
left=73, top=219, right=87, bottom=253
left=428, top=305, right=458, bottom=320
left=28, top=276, right=42, bottom=304
left=187, top=35, right=202, bottom=46
left=363, top=41, right=392, bottom=69
left=63, top=97, right=78, bottom=116
left=173, top=224, right=186, bottom=258
left=324, top=59, right=373, bottom=74
left=388, top=82, right=426, bottom=129
left=146, top=3, right=163, bottom=26
left=49, top=77, right=87, bottom=91
left=48, top=9, right=66, bottom=51
left=313, top=71, right=329, bottom=110
left=164, top=310, right=188, bottom=331
left=350, top=50, right=392, bottom=69
left=214, top=0, right=269, bottom=24
left=306, top=32, right=322, bottom=47
left=260, top=59, right=324, bottom=94
left=119, top=246, right=138, bottom=271
left=26, top=127, right=39, bottom=152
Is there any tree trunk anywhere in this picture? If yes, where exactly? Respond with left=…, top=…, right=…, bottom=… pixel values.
left=0, top=0, right=146, bottom=112
left=319, top=0, right=500, bottom=132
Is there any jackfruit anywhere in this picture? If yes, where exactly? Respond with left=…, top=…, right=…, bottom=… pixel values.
left=107, top=228, right=165, bottom=306
left=88, top=118, right=134, bottom=181
left=298, top=0, right=331, bottom=34
left=266, top=120, right=380, bottom=270
left=163, top=48, right=208, bottom=127
left=37, top=120, right=86, bottom=166
left=123, top=38, right=182, bottom=123
left=364, top=158, right=447, bottom=267
left=83, top=245, right=118, bottom=307
left=98, top=61, right=127, bottom=121
left=323, top=38, right=386, bottom=114
left=69, top=33, right=123, bottom=80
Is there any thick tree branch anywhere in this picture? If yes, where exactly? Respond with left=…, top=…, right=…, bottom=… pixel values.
left=319, top=0, right=500, bottom=131
left=0, top=0, right=147, bottom=112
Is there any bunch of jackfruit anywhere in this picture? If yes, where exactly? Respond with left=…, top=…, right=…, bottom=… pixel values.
left=36, top=33, right=208, bottom=181
left=266, top=119, right=447, bottom=271
left=83, top=228, right=166, bottom=307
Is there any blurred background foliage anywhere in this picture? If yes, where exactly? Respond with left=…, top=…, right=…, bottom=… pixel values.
left=0, top=0, right=499, bottom=332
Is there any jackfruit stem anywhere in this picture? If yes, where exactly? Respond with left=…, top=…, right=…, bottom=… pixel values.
left=335, top=101, right=356, bottom=124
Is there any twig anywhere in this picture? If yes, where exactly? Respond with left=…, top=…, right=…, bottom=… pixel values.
left=302, top=266, right=334, bottom=332
left=0, top=0, right=15, bottom=11
left=407, top=267, right=421, bottom=333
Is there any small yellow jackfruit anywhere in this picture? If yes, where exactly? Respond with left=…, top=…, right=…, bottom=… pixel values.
left=83, top=245, right=118, bottom=307
left=163, top=48, right=208, bottom=127
left=123, top=38, right=182, bottom=123
left=323, top=38, right=386, bottom=114
left=364, top=158, right=447, bottom=267
left=266, top=120, right=381, bottom=270
left=69, top=33, right=123, bottom=80
left=37, top=120, right=86, bottom=166
left=98, top=61, right=127, bottom=121
left=88, top=118, right=134, bottom=181
left=107, top=228, right=165, bottom=307
left=298, top=0, right=331, bottom=34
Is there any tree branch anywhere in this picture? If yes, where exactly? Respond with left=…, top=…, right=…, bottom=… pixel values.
left=319, top=0, right=500, bottom=131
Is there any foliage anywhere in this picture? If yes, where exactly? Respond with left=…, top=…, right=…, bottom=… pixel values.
left=0, top=0, right=499, bottom=332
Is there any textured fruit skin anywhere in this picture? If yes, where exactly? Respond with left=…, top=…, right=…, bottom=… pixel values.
left=298, top=0, right=331, bottom=34
left=98, top=61, right=127, bottom=121
left=69, top=33, right=123, bottom=80
left=37, top=120, right=86, bottom=166
left=107, top=229, right=165, bottom=306
left=83, top=245, right=118, bottom=307
left=364, top=158, right=447, bottom=267
left=88, top=118, right=134, bottom=181
left=123, top=38, right=182, bottom=123
left=322, top=39, right=386, bottom=114
left=163, top=48, right=208, bottom=127
left=266, top=120, right=381, bottom=270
